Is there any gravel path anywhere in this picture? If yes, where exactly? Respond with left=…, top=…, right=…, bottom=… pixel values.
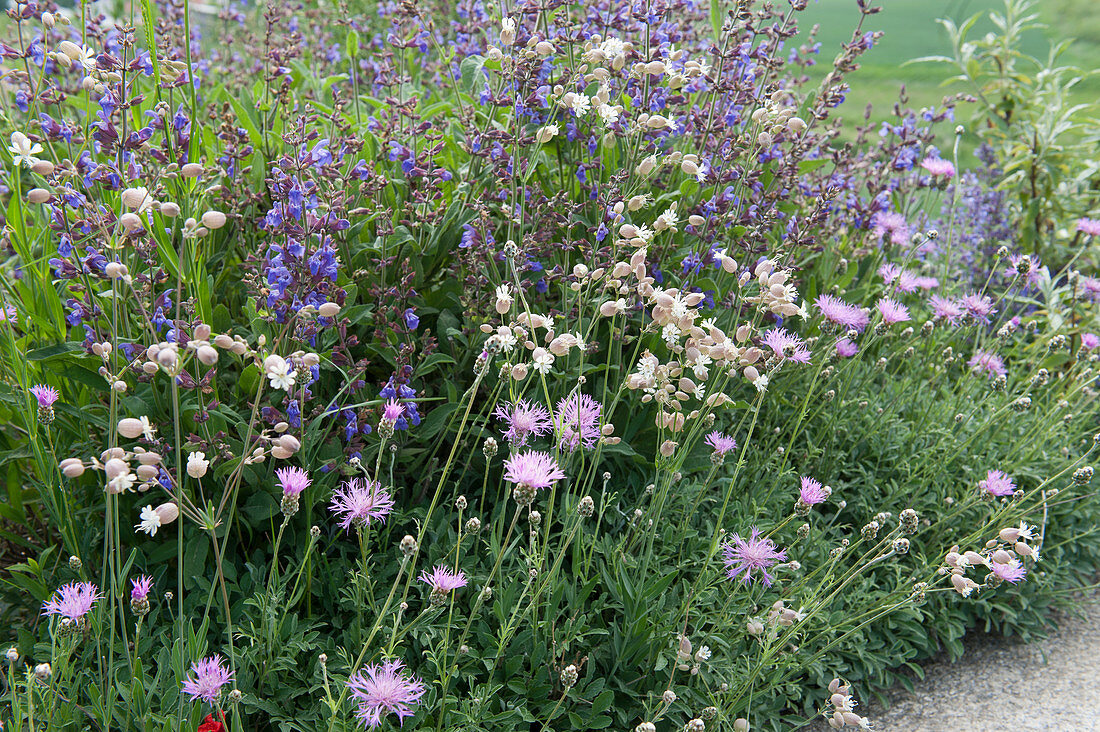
left=863, top=599, right=1100, bottom=731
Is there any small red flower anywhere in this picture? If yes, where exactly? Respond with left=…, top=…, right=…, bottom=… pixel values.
left=197, top=714, right=225, bottom=732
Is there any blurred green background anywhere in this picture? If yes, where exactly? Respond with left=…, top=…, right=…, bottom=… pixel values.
left=795, top=0, right=1099, bottom=124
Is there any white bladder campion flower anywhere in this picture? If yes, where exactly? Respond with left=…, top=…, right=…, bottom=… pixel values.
left=8, top=132, right=43, bottom=168
left=186, top=451, right=209, bottom=479
left=264, top=355, right=296, bottom=392
left=135, top=505, right=162, bottom=535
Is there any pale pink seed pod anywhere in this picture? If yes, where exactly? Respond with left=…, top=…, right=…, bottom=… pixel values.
left=743, top=365, right=760, bottom=382
left=213, top=334, right=234, bottom=349
left=104, top=458, right=128, bottom=480
left=828, top=678, right=842, bottom=694
left=318, top=302, right=341, bottom=318
left=842, top=713, right=863, bottom=726
left=271, top=446, right=292, bottom=459
left=277, top=434, right=301, bottom=454
left=510, top=363, right=528, bottom=381
left=157, top=349, right=177, bottom=368
left=59, top=458, right=85, bottom=478
left=201, top=210, right=227, bottom=229
left=136, top=464, right=159, bottom=481
left=58, top=40, right=83, bottom=60
left=1015, top=542, right=1033, bottom=558
left=991, top=549, right=1014, bottom=565
left=180, top=163, right=203, bottom=177
left=659, top=440, right=677, bottom=457
left=963, top=551, right=986, bottom=566
left=196, top=345, right=218, bottom=366
left=136, top=451, right=162, bottom=465
left=119, top=212, right=142, bottom=231
left=599, top=300, right=620, bottom=317
left=32, top=160, right=55, bottom=176
left=945, top=551, right=960, bottom=568
left=194, top=324, right=211, bottom=340
left=27, top=188, right=51, bottom=204
left=120, top=188, right=151, bottom=209
left=159, top=202, right=181, bottom=217
left=154, top=503, right=179, bottom=525
left=117, top=418, right=145, bottom=438
left=830, top=693, right=847, bottom=709
left=999, top=527, right=1020, bottom=543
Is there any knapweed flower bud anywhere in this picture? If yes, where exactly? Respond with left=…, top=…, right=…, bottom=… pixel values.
left=892, top=538, right=910, bottom=555
left=400, top=535, right=418, bottom=557
left=661, top=689, right=676, bottom=704
left=899, top=508, right=918, bottom=534
left=636, top=724, right=657, bottom=732
left=201, top=210, right=227, bottom=229
left=685, top=719, right=705, bottom=732
left=465, top=517, right=481, bottom=533
left=1072, top=466, right=1093, bottom=486
left=483, top=437, right=498, bottom=458
left=35, top=662, right=51, bottom=680
left=577, top=496, right=594, bottom=517
left=5, top=647, right=17, bottom=662
left=69, top=555, right=82, bottom=572
left=560, top=664, right=578, bottom=689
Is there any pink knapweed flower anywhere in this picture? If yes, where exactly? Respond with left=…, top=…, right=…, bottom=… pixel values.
left=960, top=293, right=994, bottom=322
left=814, top=294, right=868, bottom=331
left=554, top=393, right=602, bottom=451
left=979, top=470, right=1016, bottom=498
left=920, top=157, right=955, bottom=177
left=276, top=466, right=311, bottom=497
left=875, top=298, right=910, bottom=324
left=418, top=565, right=467, bottom=593
left=913, top=276, right=939, bottom=291
left=1081, top=333, right=1098, bottom=351
left=704, top=431, right=737, bottom=456
left=762, top=328, right=811, bottom=364
left=1075, top=218, right=1100, bottom=236
left=799, top=476, right=827, bottom=505
left=29, top=384, right=59, bottom=408
left=835, top=338, right=858, bottom=358
left=494, top=399, right=552, bottom=446
left=181, top=655, right=234, bottom=704
left=968, top=350, right=1006, bottom=379
left=381, top=399, right=405, bottom=423
left=929, top=295, right=963, bottom=324
left=42, top=581, right=101, bottom=622
left=130, top=575, right=153, bottom=603
left=991, top=559, right=1027, bottom=584
left=330, top=479, right=395, bottom=531
left=347, top=659, right=425, bottom=729
left=721, top=528, right=787, bottom=586
left=503, top=450, right=566, bottom=490
left=871, top=211, right=911, bottom=246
